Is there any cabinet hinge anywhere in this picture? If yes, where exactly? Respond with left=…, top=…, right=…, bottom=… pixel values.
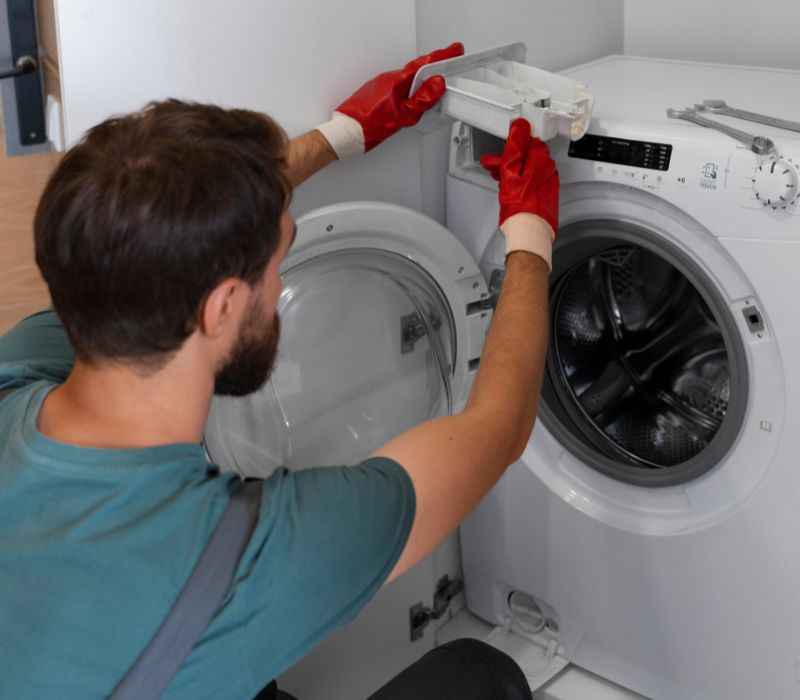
left=409, top=575, right=464, bottom=642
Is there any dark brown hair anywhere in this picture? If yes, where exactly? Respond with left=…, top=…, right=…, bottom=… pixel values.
left=35, top=99, right=289, bottom=364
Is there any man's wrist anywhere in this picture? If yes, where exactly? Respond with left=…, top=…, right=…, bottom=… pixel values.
left=285, top=130, right=339, bottom=187
left=501, top=213, right=555, bottom=271
left=315, top=112, right=365, bottom=160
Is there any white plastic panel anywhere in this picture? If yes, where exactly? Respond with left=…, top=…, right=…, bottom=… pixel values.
left=486, top=627, right=569, bottom=691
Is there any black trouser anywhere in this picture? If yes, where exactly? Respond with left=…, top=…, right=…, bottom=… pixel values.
left=367, top=639, right=532, bottom=700
left=258, top=638, right=531, bottom=700
left=255, top=681, right=298, bottom=700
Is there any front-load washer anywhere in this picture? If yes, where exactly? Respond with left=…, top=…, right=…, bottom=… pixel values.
left=455, top=56, right=800, bottom=700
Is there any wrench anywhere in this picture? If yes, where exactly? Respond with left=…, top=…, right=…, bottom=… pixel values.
left=666, top=108, right=775, bottom=155
left=695, top=99, right=800, bottom=134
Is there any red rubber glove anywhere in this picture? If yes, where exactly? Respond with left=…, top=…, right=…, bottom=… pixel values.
left=480, top=118, right=559, bottom=236
left=318, top=42, right=464, bottom=157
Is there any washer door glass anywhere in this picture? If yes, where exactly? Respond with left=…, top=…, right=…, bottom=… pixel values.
left=205, top=248, right=455, bottom=477
left=540, top=221, right=748, bottom=487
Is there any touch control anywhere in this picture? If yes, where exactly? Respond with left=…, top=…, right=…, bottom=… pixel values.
left=752, top=157, right=799, bottom=209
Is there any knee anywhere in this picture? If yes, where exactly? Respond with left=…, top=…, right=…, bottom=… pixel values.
left=436, top=638, right=532, bottom=699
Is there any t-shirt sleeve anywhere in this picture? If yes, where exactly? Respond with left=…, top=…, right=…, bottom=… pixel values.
left=0, top=309, right=74, bottom=389
left=230, top=457, right=415, bottom=679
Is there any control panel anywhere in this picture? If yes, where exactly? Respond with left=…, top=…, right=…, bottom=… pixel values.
left=446, top=120, right=800, bottom=234
left=561, top=130, right=800, bottom=221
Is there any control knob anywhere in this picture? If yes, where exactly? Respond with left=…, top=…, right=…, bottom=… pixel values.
left=752, top=157, right=799, bottom=209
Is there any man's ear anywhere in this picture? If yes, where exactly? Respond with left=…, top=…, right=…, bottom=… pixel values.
left=198, top=278, right=242, bottom=339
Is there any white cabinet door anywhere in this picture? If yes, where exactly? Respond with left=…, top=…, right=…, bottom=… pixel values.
left=52, top=0, right=425, bottom=216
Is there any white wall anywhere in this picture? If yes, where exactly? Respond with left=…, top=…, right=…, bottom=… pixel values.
left=416, top=0, right=624, bottom=71
left=624, top=0, right=800, bottom=70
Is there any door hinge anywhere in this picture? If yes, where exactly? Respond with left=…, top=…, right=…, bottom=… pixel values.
left=401, top=310, right=442, bottom=354
left=409, top=575, right=464, bottom=642
left=466, top=269, right=503, bottom=315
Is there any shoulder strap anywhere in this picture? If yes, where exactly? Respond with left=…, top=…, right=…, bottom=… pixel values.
left=110, top=478, right=264, bottom=700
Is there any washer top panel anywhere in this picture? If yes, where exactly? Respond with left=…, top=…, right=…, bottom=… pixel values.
left=562, top=55, right=800, bottom=136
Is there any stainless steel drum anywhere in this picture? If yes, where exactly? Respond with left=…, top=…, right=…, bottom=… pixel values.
left=540, top=221, right=748, bottom=487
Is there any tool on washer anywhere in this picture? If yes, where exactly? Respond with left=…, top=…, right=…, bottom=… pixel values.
left=694, top=99, right=800, bottom=134
left=410, top=43, right=594, bottom=141
left=666, top=107, right=775, bottom=154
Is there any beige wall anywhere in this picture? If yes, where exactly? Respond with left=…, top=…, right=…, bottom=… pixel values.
left=0, top=108, right=59, bottom=334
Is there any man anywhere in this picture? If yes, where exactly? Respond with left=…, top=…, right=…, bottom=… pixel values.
left=0, top=43, right=557, bottom=699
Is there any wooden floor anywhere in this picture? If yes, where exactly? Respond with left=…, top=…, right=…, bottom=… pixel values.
left=0, top=106, right=60, bottom=334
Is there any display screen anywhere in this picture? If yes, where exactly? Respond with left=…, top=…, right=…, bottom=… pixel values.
left=568, top=134, right=672, bottom=171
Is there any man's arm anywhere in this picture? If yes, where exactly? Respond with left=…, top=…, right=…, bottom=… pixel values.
left=285, top=130, right=338, bottom=188
left=374, top=119, right=559, bottom=582
left=0, top=309, right=75, bottom=389
left=376, top=251, right=549, bottom=581
left=284, top=42, right=464, bottom=188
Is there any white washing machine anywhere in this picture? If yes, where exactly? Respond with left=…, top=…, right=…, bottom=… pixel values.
left=455, top=56, right=800, bottom=700
left=204, top=53, right=800, bottom=699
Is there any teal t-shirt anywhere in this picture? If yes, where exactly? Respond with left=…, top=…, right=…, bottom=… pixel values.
left=0, top=310, right=416, bottom=699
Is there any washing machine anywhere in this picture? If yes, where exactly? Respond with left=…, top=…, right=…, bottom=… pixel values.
left=456, top=56, right=800, bottom=700
left=203, top=52, right=800, bottom=699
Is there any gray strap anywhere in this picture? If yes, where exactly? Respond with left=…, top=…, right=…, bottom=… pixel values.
left=110, top=478, right=263, bottom=700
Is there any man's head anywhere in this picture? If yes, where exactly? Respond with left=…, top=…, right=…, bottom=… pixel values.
left=35, top=99, right=292, bottom=393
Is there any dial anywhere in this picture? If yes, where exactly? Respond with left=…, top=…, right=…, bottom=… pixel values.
left=752, top=157, right=799, bottom=209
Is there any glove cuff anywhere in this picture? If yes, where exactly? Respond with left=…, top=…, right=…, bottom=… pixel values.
left=501, top=213, right=555, bottom=271
left=315, top=112, right=365, bottom=160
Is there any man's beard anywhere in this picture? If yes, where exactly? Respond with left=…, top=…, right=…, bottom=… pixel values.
left=214, top=300, right=281, bottom=397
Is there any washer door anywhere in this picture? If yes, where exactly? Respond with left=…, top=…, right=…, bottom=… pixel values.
left=204, top=202, right=489, bottom=477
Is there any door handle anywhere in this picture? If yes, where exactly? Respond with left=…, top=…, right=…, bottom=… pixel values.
left=2, top=0, right=46, bottom=149
left=0, top=53, right=36, bottom=80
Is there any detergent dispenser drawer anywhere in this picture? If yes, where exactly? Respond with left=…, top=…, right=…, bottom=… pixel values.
left=411, top=42, right=593, bottom=141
